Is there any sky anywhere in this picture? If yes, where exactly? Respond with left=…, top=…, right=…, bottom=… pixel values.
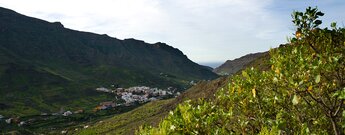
left=1, top=0, right=344, bottom=64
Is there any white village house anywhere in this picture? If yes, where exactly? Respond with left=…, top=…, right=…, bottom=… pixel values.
left=96, top=87, right=110, bottom=93
left=62, top=111, right=73, bottom=116
left=18, top=121, right=26, bottom=127
left=5, top=118, right=13, bottom=124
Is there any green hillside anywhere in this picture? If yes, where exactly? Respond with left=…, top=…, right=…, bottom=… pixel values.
left=0, top=6, right=217, bottom=117
left=72, top=78, right=229, bottom=135
left=71, top=46, right=270, bottom=135
left=2, top=5, right=343, bottom=135
left=213, top=52, right=267, bottom=75
left=138, top=7, right=345, bottom=135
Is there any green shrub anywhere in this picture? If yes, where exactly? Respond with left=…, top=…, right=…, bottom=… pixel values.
left=138, top=7, right=345, bottom=135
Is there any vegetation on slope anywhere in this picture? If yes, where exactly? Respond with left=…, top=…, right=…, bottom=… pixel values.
left=75, top=99, right=173, bottom=135
left=72, top=77, right=230, bottom=135
left=0, top=6, right=217, bottom=116
left=57, top=26, right=272, bottom=135
left=72, top=41, right=271, bottom=135
left=138, top=7, right=345, bottom=135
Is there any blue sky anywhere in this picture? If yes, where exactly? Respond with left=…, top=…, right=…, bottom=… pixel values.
left=1, top=0, right=344, bottom=64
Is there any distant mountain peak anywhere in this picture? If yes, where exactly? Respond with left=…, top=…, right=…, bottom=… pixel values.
left=214, top=52, right=267, bottom=75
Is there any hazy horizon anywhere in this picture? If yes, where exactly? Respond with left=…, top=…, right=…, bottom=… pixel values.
left=198, top=62, right=223, bottom=69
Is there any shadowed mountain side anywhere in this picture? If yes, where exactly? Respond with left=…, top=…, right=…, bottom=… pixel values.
left=0, top=7, right=217, bottom=81
left=0, top=7, right=218, bottom=116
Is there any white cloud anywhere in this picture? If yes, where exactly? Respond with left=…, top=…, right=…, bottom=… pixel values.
left=0, top=0, right=344, bottom=63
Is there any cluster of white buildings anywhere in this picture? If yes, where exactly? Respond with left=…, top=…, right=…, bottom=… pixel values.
left=95, top=86, right=180, bottom=107
left=116, top=86, right=179, bottom=104
left=119, top=92, right=157, bottom=105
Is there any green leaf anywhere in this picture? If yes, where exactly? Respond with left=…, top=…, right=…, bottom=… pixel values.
left=315, top=75, right=321, bottom=83
left=314, top=20, right=322, bottom=25
left=292, top=95, right=300, bottom=105
left=334, top=87, right=345, bottom=99
left=316, top=11, right=324, bottom=16
left=273, top=77, right=278, bottom=83
left=242, top=71, right=249, bottom=78
left=331, top=22, right=337, bottom=28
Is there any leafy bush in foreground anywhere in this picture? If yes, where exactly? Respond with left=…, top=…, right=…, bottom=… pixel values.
left=138, top=7, right=345, bottom=135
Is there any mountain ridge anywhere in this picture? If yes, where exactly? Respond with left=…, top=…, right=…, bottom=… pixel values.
left=0, top=6, right=217, bottom=117
left=213, top=52, right=267, bottom=75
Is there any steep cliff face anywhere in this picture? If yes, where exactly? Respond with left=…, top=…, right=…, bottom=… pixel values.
left=213, top=52, right=266, bottom=75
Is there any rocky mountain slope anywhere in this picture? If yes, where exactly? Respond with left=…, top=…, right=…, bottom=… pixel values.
left=0, top=7, right=217, bottom=116
left=213, top=52, right=267, bottom=75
